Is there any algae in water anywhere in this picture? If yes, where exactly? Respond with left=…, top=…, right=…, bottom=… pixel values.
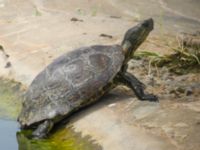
left=17, top=126, right=102, bottom=150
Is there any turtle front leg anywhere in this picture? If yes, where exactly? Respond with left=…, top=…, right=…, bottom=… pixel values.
left=118, top=72, right=158, bottom=102
left=32, top=120, right=54, bottom=139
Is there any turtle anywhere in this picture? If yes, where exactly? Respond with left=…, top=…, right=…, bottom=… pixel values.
left=18, top=18, right=158, bottom=138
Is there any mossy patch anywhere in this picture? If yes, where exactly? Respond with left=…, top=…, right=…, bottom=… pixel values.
left=0, top=78, right=24, bottom=120
left=17, top=126, right=102, bottom=150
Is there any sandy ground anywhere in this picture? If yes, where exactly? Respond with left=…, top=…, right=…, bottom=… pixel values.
left=0, top=0, right=200, bottom=150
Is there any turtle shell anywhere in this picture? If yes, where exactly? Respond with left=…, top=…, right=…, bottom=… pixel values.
left=18, top=45, right=124, bottom=126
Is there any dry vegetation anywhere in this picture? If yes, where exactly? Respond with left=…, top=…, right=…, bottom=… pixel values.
left=135, top=34, right=200, bottom=75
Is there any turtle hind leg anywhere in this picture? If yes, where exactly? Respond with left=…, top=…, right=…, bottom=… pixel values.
left=32, top=120, right=54, bottom=139
left=118, top=72, right=158, bottom=102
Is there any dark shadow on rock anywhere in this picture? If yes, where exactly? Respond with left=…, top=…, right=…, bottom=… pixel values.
left=58, top=87, right=134, bottom=126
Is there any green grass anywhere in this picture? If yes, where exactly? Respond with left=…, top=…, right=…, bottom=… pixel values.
left=134, top=45, right=200, bottom=75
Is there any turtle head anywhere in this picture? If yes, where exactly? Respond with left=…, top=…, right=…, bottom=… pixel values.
left=122, top=18, right=154, bottom=60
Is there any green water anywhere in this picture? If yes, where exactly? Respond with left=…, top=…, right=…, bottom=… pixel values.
left=0, top=78, right=102, bottom=150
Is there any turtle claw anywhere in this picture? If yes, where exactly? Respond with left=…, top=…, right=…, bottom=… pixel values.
left=141, top=94, right=159, bottom=102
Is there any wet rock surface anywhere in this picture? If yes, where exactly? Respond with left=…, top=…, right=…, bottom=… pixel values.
left=0, top=0, right=200, bottom=150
